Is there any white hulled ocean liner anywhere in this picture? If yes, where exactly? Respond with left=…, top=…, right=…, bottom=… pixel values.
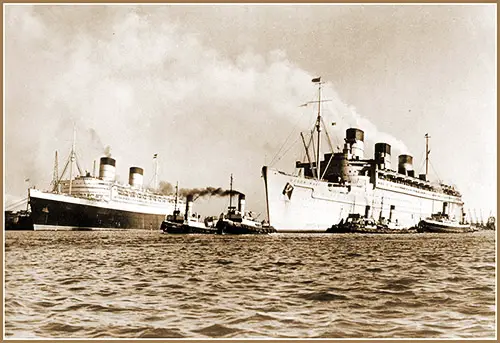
left=262, top=78, right=464, bottom=232
left=29, top=142, right=182, bottom=231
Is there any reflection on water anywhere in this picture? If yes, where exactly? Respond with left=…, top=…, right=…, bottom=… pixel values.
left=5, top=230, right=496, bottom=338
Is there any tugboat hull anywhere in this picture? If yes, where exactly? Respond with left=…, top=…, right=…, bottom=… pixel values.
left=417, top=219, right=476, bottom=233
left=216, top=220, right=276, bottom=235
left=326, top=214, right=417, bottom=234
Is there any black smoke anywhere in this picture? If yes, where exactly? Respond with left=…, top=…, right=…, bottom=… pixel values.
left=158, top=181, right=174, bottom=195
left=180, top=187, right=241, bottom=201
left=157, top=181, right=240, bottom=201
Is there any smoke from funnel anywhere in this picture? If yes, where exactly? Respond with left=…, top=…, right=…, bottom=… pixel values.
left=179, top=187, right=241, bottom=201
left=104, top=145, right=112, bottom=157
left=89, top=128, right=104, bottom=151
left=158, top=181, right=174, bottom=195
left=157, top=181, right=240, bottom=201
left=322, top=101, right=411, bottom=156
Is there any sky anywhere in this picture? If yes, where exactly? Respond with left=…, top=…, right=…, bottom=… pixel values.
left=4, top=4, right=497, bottom=219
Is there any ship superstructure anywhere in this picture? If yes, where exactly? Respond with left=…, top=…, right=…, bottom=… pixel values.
left=29, top=143, right=182, bottom=230
left=262, top=78, right=464, bottom=232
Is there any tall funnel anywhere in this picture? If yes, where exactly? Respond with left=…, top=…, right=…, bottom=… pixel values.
left=128, top=167, right=144, bottom=188
left=346, top=128, right=365, bottom=159
left=99, top=157, right=116, bottom=181
left=398, top=155, right=414, bottom=176
left=185, top=194, right=194, bottom=220
left=375, top=143, right=391, bottom=170
left=238, top=193, right=246, bottom=214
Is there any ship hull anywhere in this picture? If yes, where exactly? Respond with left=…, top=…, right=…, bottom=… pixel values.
left=417, top=219, right=475, bottom=233
left=29, top=189, right=171, bottom=231
left=216, top=219, right=276, bottom=235
left=161, top=221, right=217, bottom=234
left=262, top=166, right=464, bottom=232
left=262, top=168, right=345, bottom=232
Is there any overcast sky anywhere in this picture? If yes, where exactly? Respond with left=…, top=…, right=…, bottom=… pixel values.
left=4, top=4, right=496, bottom=219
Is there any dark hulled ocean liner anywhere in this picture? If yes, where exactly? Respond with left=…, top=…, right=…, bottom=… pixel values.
left=29, top=145, right=181, bottom=230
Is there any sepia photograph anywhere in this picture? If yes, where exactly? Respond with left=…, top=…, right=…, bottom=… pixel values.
left=3, top=2, right=496, bottom=339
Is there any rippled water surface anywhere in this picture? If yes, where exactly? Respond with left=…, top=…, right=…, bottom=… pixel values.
left=4, top=230, right=496, bottom=338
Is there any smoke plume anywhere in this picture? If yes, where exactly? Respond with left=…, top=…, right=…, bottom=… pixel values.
left=158, top=181, right=240, bottom=201
left=104, top=146, right=112, bottom=158
left=4, top=6, right=495, bottom=216
left=158, top=181, right=174, bottom=195
left=180, top=187, right=241, bottom=201
left=88, top=128, right=104, bottom=151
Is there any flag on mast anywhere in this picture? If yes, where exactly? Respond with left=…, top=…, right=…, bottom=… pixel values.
left=311, top=77, right=321, bottom=83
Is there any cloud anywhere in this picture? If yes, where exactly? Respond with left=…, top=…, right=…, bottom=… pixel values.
left=5, top=5, right=418, bottom=216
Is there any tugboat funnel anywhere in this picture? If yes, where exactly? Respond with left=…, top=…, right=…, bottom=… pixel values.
left=238, top=194, right=246, bottom=214
left=185, top=194, right=194, bottom=220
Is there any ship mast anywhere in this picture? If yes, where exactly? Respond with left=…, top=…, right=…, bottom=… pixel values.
left=298, top=77, right=331, bottom=180
left=68, top=127, right=76, bottom=195
left=153, top=154, right=159, bottom=190
left=229, top=173, right=233, bottom=209
left=313, top=77, right=322, bottom=180
left=56, top=128, right=83, bottom=193
left=51, top=150, right=59, bottom=192
left=300, top=132, right=316, bottom=179
left=174, top=181, right=179, bottom=211
left=425, top=133, right=431, bottom=177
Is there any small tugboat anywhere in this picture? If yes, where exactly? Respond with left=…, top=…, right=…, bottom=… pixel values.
left=160, top=208, right=184, bottom=233
left=160, top=186, right=217, bottom=234
left=486, top=216, right=496, bottom=230
left=326, top=213, right=417, bottom=234
left=216, top=175, right=276, bottom=235
left=417, top=212, right=476, bottom=233
left=5, top=210, right=34, bottom=230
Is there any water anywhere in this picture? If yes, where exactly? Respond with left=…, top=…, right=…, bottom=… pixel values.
left=4, top=230, right=496, bottom=338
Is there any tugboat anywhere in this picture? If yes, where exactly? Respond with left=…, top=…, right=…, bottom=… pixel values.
left=326, top=213, right=416, bottom=234
left=5, top=210, right=34, bottom=230
left=160, top=183, right=184, bottom=233
left=160, top=186, right=217, bottom=234
left=159, top=210, right=184, bottom=233
left=216, top=175, right=276, bottom=235
left=486, top=216, right=496, bottom=230
left=5, top=194, right=34, bottom=230
left=417, top=212, right=476, bottom=233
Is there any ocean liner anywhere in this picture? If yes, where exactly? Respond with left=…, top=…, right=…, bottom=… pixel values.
left=262, top=77, right=464, bottom=232
left=28, top=142, right=181, bottom=230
